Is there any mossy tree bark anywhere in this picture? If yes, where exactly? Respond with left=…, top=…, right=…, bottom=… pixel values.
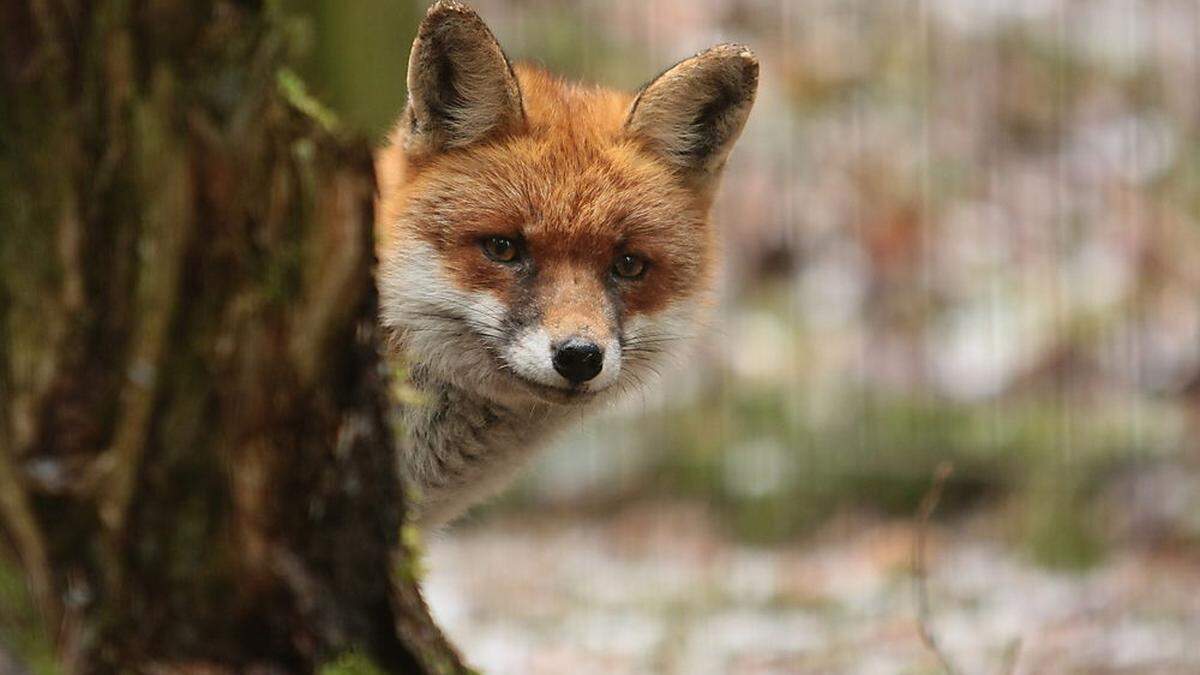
left=0, top=1, right=462, bottom=672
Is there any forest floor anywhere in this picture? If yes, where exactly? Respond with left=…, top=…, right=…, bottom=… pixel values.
left=425, top=500, right=1200, bottom=675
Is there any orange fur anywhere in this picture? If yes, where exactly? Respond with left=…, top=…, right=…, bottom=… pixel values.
left=376, top=63, right=715, bottom=326
left=376, top=1, right=756, bottom=528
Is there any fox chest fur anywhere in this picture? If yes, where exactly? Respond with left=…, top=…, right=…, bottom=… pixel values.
left=376, top=0, right=757, bottom=529
left=396, top=365, right=565, bottom=528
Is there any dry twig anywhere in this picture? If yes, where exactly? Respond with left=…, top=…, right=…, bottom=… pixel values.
left=912, top=461, right=962, bottom=675
left=911, top=462, right=1022, bottom=675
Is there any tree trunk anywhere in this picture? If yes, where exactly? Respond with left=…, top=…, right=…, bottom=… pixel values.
left=0, top=1, right=462, bottom=672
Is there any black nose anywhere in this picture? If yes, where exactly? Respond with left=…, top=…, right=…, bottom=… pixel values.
left=552, top=338, right=604, bottom=384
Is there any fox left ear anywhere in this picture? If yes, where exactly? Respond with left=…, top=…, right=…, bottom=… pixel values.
left=626, top=44, right=758, bottom=188
left=403, top=1, right=525, bottom=156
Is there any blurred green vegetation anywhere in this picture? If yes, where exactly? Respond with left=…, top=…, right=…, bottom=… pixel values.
left=0, top=558, right=58, bottom=674
left=280, top=0, right=644, bottom=142
left=284, top=0, right=423, bottom=141
left=638, top=389, right=1153, bottom=568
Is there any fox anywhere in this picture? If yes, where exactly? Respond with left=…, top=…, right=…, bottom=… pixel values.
left=376, top=0, right=757, bottom=529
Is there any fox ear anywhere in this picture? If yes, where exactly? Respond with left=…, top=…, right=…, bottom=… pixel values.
left=626, top=45, right=758, bottom=186
left=403, top=1, right=524, bottom=156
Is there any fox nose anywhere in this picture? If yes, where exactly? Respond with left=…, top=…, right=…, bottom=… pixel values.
left=552, top=338, right=604, bottom=384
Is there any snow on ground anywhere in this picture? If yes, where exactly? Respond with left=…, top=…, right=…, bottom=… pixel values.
left=425, top=502, right=1200, bottom=675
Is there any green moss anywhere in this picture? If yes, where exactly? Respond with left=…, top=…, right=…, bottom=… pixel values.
left=391, top=363, right=428, bottom=408
left=0, top=558, right=60, bottom=675
left=395, top=522, right=427, bottom=585
left=277, top=68, right=340, bottom=132
left=320, top=650, right=389, bottom=675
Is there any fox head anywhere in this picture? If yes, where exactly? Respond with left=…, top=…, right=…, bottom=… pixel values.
left=377, top=0, right=757, bottom=407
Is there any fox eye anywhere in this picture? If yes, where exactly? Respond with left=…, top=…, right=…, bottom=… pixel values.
left=613, top=254, right=646, bottom=280
left=481, top=236, right=518, bottom=263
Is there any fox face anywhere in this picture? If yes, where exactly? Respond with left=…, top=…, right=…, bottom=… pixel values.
left=377, top=1, right=757, bottom=410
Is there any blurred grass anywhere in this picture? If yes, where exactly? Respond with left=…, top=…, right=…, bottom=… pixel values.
left=639, top=389, right=1168, bottom=566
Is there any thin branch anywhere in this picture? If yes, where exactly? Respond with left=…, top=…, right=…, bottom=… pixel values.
left=911, top=462, right=1022, bottom=675
left=912, top=461, right=962, bottom=675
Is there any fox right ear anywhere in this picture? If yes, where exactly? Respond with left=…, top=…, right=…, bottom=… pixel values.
left=626, top=44, right=758, bottom=188
left=403, top=1, right=524, bottom=156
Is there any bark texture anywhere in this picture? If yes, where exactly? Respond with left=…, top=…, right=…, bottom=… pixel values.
left=0, top=1, right=463, bottom=672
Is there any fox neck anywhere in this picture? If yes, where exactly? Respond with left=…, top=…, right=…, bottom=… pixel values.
left=398, top=365, right=575, bottom=529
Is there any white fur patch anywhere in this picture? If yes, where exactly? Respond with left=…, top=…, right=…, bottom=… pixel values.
left=379, top=242, right=520, bottom=402
left=504, top=327, right=622, bottom=392
left=596, top=339, right=622, bottom=390
left=504, top=326, right=558, bottom=386
left=613, top=299, right=707, bottom=399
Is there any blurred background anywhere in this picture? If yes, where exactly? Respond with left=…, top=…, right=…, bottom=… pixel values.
left=288, top=1, right=1200, bottom=672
